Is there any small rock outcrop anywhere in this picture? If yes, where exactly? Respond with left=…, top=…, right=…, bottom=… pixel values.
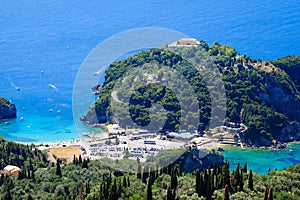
left=0, top=96, right=17, bottom=119
left=170, top=149, right=224, bottom=173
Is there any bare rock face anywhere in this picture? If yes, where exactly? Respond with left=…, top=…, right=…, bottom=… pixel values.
left=261, top=75, right=300, bottom=121
left=0, top=97, right=17, bottom=119
left=168, top=149, right=224, bottom=173
left=281, top=122, right=300, bottom=142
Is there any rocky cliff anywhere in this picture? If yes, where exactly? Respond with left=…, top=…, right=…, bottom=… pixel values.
left=0, top=96, right=17, bottom=119
left=174, top=149, right=224, bottom=173
left=154, top=148, right=224, bottom=173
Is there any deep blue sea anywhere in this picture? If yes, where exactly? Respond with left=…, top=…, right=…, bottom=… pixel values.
left=0, top=0, right=299, bottom=173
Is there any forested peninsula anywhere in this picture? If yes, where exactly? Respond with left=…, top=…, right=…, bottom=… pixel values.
left=82, top=39, right=300, bottom=147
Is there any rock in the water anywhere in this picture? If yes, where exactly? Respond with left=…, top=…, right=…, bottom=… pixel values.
left=0, top=96, right=17, bottom=119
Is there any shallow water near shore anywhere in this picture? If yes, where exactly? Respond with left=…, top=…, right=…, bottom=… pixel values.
left=222, top=143, right=300, bottom=174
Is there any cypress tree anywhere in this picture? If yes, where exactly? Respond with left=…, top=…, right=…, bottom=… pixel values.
left=142, top=166, right=149, bottom=184
left=127, top=176, right=130, bottom=187
left=171, top=170, right=178, bottom=190
left=213, top=162, right=217, bottom=175
left=224, top=184, right=229, bottom=200
left=155, top=167, right=159, bottom=178
left=99, top=183, right=103, bottom=200
left=167, top=187, right=174, bottom=200
left=109, top=171, right=112, bottom=183
left=203, top=170, right=208, bottom=197
left=78, top=155, right=82, bottom=164
left=207, top=169, right=212, bottom=198
left=218, top=161, right=222, bottom=176
left=27, top=194, right=34, bottom=200
left=110, top=178, right=117, bottom=200
left=224, top=164, right=232, bottom=193
left=104, top=182, right=109, bottom=199
left=248, top=170, right=253, bottom=191
left=195, top=170, right=200, bottom=195
left=86, top=180, right=90, bottom=194
left=137, top=164, right=142, bottom=179
left=239, top=170, right=243, bottom=191
left=268, top=187, right=273, bottom=200
left=17, top=170, right=23, bottom=180
left=82, top=159, right=88, bottom=169
left=29, top=158, right=33, bottom=170
left=167, top=163, right=171, bottom=175
left=73, top=154, right=76, bottom=165
left=236, top=163, right=240, bottom=172
left=31, top=169, right=35, bottom=180
left=123, top=176, right=127, bottom=188
left=159, top=167, right=163, bottom=175
left=56, top=158, right=62, bottom=178
left=243, top=162, right=247, bottom=173
left=200, top=174, right=205, bottom=197
left=147, top=179, right=152, bottom=200
left=178, top=165, right=182, bottom=176
left=233, top=170, right=239, bottom=192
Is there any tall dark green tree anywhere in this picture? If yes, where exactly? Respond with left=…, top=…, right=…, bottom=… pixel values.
left=243, top=162, right=248, bottom=173
left=137, top=158, right=142, bottom=179
left=82, top=159, right=88, bottom=169
left=127, top=176, right=130, bottom=187
left=239, top=170, right=243, bottom=191
left=73, top=154, right=76, bottom=165
left=56, top=159, right=62, bottom=178
left=78, top=155, right=82, bottom=164
left=123, top=176, right=127, bottom=188
left=170, top=170, right=178, bottom=190
left=195, top=170, right=202, bottom=196
left=147, top=179, right=152, bottom=200
left=167, top=187, right=174, bottom=200
left=27, top=194, right=34, bottom=200
left=248, top=170, right=253, bottom=191
left=142, top=166, right=149, bottom=184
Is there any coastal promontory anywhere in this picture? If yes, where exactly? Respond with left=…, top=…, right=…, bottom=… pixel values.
left=82, top=40, right=300, bottom=147
left=0, top=96, right=17, bottom=119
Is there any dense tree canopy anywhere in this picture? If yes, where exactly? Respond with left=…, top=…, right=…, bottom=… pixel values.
left=83, top=41, right=300, bottom=146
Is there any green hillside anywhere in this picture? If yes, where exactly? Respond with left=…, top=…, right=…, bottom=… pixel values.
left=0, top=140, right=299, bottom=199
left=272, top=56, right=300, bottom=91
left=82, top=41, right=300, bottom=147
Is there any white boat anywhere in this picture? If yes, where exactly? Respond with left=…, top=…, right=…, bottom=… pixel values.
left=49, top=84, right=58, bottom=91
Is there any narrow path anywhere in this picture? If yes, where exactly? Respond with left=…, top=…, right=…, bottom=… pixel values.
left=111, top=90, right=123, bottom=103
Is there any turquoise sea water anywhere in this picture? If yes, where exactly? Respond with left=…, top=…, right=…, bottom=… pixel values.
left=0, top=1, right=299, bottom=170
left=222, top=143, right=300, bottom=174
